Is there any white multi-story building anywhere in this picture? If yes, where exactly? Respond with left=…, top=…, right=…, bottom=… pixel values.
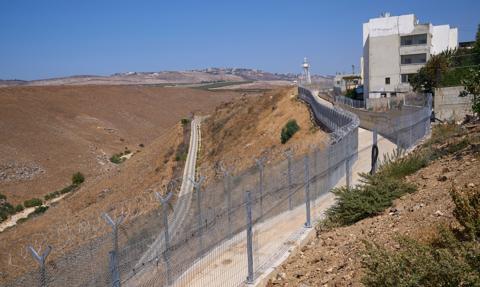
left=362, top=13, right=458, bottom=98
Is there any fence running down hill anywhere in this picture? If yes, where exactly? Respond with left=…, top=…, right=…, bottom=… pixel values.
left=5, top=85, right=431, bottom=287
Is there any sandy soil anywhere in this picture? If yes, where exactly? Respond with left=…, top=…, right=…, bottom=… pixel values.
left=266, top=124, right=480, bottom=286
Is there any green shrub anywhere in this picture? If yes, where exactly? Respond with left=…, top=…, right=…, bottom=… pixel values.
left=24, top=198, right=43, bottom=208
left=0, top=203, right=15, bottom=221
left=324, top=151, right=429, bottom=227
left=378, top=151, right=429, bottom=180
left=45, top=191, right=59, bottom=201
left=0, top=194, right=16, bottom=222
left=72, top=172, right=85, bottom=185
left=181, top=118, right=191, bottom=126
left=60, top=185, right=76, bottom=194
left=280, top=120, right=300, bottom=144
left=362, top=186, right=480, bottom=286
left=450, top=187, right=480, bottom=241
left=326, top=173, right=416, bottom=226
left=45, top=184, right=78, bottom=201
left=33, top=206, right=48, bottom=215
left=110, top=154, right=124, bottom=164
left=175, top=152, right=187, bottom=162
left=71, top=172, right=84, bottom=185
left=345, top=89, right=357, bottom=99
left=362, top=235, right=480, bottom=287
left=15, top=204, right=24, bottom=213
left=0, top=213, right=6, bottom=222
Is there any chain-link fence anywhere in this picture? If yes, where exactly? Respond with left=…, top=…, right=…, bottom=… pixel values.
left=4, top=85, right=431, bottom=287
left=334, top=95, right=366, bottom=109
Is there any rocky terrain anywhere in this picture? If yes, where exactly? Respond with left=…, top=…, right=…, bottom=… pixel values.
left=266, top=122, right=480, bottom=286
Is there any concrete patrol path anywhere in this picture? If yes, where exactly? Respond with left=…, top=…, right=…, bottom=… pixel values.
left=141, top=95, right=398, bottom=286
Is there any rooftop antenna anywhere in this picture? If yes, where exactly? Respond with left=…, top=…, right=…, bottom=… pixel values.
left=302, top=57, right=311, bottom=84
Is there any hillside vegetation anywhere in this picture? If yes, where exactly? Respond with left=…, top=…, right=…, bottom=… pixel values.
left=268, top=121, right=480, bottom=286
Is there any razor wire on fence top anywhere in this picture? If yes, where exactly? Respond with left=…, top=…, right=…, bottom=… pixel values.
left=4, top=85, right=432, bottom=287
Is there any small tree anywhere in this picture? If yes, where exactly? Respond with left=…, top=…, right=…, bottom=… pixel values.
left=72, top=172, right=85, bottom=185
left=280, top=120, right=300, bottom=144
left=460, top=68, right=480, bottom=115
left=410, top=53, right=451, bottom=93
left=24, top=198, right=43, bottom=208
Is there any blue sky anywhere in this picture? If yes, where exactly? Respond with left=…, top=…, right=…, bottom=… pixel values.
left=0, top=0, right=478, bottom=80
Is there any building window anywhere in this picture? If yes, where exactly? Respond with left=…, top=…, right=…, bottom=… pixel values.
left=385, top=77, right=390, bottom=85
left=400, top=34, right=428, bottom=46
left=401, top=53, right=427, bottom=65
left=401, top=73, right=415, bottom=83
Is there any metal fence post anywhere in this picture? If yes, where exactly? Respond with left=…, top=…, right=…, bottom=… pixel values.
left=255, top=158, right=265, bottom=218
left=190, top=176, right=206, bottom=255
left=312, top=146, right=319, bottom=204
left=396, top=135, right=402, bottom=156
left=345, top=134, right=351, bottom=189
left=155, top=191, right=173, bottom=286
left=304, top=155, right=312, bottom=228
left=245, top=191, right=254, bottom=284
left=103, top=213, right=124, bottom=287
left=283, top=151, right=293, bottom=210
left=28, top=245, right=52, bottom=287
left=221, top=167, right=232, bottom=237
left=372, top=129, right=378, bottom=174
left=326, top=144, right=333, bottom=192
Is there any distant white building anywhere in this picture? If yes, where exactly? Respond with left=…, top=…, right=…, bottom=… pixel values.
left=362, top=13, right=458, bottom=98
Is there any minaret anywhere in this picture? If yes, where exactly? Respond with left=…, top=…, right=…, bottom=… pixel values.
left=302, top=57, right=311, bottom=84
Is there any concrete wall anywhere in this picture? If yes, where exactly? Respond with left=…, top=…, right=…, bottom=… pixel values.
left=435, top=86, right=472, bottom=122
left=367, top=34, right=401, bottom=98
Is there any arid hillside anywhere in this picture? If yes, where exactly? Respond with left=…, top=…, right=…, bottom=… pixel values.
left=0, top=85, right=239, bottom=283
left=0, top=85, right=236, bottom=204
left=267, top=122, right=480, bottom=286
left=199, top=87, right=328, bottom=181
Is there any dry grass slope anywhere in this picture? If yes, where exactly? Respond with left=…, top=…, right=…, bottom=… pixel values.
left=199, top=87, right=328, bottom=181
